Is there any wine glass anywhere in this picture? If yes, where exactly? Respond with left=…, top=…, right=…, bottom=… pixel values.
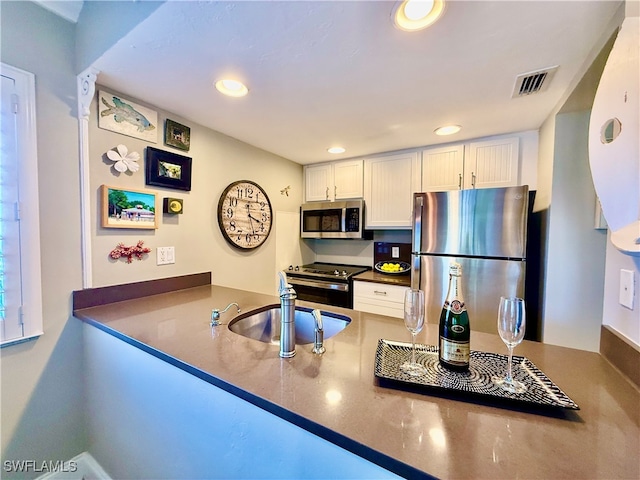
left=493, top=296, right=527, bottom=393
left=401, top=289, right=427, bottom=377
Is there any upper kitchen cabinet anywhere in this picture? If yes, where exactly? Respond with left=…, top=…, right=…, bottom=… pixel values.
left=364, top=152, right=421, bottom=229
left=304, top=159, right=363, bottom=202
left=422, top=137, right=520, bottom=191
left=421, top=144, right=465, bottom=191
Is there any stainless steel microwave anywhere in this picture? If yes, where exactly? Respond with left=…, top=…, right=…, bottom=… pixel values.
left=300, top=200, right=371, bottom=239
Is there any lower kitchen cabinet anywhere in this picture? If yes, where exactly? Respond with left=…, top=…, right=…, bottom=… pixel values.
left=353, top=281, right=409, bottom=319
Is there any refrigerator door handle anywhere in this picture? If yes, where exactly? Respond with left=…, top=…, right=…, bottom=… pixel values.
left=411, top=194, right=424, bottom=290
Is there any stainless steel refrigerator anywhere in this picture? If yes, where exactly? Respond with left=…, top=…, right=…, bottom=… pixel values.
left=411, top=186, right=529, bottom=334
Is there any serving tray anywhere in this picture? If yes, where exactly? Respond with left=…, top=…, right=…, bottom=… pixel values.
left=374, top=339, right=579, bottom=410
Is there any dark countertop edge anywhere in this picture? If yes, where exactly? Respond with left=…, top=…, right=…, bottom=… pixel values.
left=76, top=313, right=435, bottom=480
left=72, top=272, right=212, bottom=310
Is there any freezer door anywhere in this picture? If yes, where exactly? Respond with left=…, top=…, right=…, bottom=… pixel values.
left=415, top=186, right=529, bottom=258
left=419, top=255, right=525, bottom=335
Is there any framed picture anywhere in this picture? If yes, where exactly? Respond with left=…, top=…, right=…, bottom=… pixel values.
left=98, top=90, right=158, bottom=143
left=101, top=185, right=158, bottom=229
left=145, top=146, right=192, bottom=191
left=164, top=119, right=191, bottom=151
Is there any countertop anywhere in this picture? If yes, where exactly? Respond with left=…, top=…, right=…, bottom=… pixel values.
left=353, top=270, right=411, bottom=287
left=74, top=283, right=640, bottom=479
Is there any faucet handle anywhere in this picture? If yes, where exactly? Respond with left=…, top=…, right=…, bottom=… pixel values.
left=312, top=309, right=325, bottom=355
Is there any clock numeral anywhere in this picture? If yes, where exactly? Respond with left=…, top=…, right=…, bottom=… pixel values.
left=226, top=207, right=234, bottom=218
left=229, top=220, right=236, bottom=231
left=261, top=212, right=268, bottom=222
left=259, top=201, right=266, bottom=211
left=229, top=197, right=238, bottom=207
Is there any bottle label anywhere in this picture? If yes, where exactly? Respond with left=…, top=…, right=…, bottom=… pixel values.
left=439, top=337, right=470, bottom=365
left=444, top=299, right=466, bottom=315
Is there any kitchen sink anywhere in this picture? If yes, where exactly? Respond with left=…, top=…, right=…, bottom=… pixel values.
left=228, top=304, right=351, bottom=345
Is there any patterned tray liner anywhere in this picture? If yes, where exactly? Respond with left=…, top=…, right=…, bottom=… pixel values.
left=374, top=339, right=579, bottom=410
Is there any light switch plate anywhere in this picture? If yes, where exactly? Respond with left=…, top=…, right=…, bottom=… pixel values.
left=157, top=246, right=175, bottom=265
left=619, top=269, right=634, bottom=310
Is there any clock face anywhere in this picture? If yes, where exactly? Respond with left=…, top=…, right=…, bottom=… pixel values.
left=217, top=180, right=273, bottom=250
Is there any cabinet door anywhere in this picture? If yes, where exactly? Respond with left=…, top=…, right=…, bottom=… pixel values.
left=304, top=163, right=333, bottom=202
left=333, top=159, right=363, bottom=200
left=466, top=137, right=519, bottom=189
left=422, top=145, right=465, bottom=191
left=364, top=152, right=421, bottom=229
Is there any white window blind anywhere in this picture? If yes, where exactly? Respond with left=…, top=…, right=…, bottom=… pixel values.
left=0, top=63, right=43, bottom=346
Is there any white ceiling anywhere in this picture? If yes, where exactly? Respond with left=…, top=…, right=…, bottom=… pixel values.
left=41, top=0, right=622, bottom=165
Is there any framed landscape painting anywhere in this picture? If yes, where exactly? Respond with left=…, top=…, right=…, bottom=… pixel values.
left=164, top=119, right=191, bottom=151
left=98, top=90, right=158, bottom=143
left=101, top=185, right=158, bottom=229
left=145, top=146, right=192, bottom=191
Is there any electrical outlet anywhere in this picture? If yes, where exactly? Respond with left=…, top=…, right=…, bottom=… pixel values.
left=157, top=246, right=175, bottom=265
left=392, top=246, right=400, bottom=258
left=619, top=269, right=634, bottom=310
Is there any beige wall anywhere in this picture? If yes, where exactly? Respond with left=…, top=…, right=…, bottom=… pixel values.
left=1, top=2, right=86, bottom=475
left=88, top=88, right=305, bottom=295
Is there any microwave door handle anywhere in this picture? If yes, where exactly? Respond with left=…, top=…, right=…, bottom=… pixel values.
left=341, top=207, right=347, bottom=233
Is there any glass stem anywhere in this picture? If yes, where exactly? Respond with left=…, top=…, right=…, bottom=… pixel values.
left=411, top=332, right=417, bottom=365
left=506, top=345, right=514, bottom=382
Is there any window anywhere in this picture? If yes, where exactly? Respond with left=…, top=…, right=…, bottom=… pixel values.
left=0, top=63, right=43, bottom=346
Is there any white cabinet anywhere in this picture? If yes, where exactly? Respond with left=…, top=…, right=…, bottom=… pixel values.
left=421, top=144, right=465, bottom=191
left=304, top=159, right=363, bottom=202
left=353, top=281, right=409, bottom=319
left=422, top=137, right=519, bottom=191
left=363, top=152, right=421, bottom=229
left=468, top=137, right=519, bottom=189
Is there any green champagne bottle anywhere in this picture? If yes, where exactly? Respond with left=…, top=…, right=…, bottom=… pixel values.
left=439, top=262, right=470, bottom=371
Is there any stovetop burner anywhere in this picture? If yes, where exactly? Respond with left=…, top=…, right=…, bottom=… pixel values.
left=287, top=263, right=369, bottom=280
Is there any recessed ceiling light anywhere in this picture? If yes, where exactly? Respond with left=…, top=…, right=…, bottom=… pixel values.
left=393, top=0, right=445, bottom=32
left=215, top=79, right=249, bottom=97
left=434, top=124, right=461, bottom=136
left=327, top=147, right=346, bottom=154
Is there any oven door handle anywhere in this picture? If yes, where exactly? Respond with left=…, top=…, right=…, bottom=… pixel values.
left=288, top=278, right=349, bottom=292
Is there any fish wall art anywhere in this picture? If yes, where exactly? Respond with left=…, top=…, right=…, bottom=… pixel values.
left=98, top=90, right=158, bottom=143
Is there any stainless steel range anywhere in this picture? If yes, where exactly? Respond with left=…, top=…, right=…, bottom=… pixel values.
left=285, top=263, right=369, bottom=309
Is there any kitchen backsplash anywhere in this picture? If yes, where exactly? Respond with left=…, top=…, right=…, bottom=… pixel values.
left=308, top=230, right=412, bottom=266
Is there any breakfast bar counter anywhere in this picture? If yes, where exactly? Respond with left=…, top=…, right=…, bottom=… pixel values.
left=73, top=277, right=640, bottom=479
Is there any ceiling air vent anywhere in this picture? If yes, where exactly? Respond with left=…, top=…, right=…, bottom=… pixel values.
left=512, top=66, right=558, bottom=98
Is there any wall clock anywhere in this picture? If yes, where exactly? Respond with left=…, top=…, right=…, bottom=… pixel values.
left=217, top=180, right=273, bottom=250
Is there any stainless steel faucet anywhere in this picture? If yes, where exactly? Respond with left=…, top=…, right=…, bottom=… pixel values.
left=278, top=271, right=297, bottom=358
left=312, top=309, right=325, bottom=354
left=210, top=302, right=240, bottom=326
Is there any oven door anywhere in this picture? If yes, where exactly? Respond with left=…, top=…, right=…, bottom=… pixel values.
left=287, top=277, right=353, bottom=309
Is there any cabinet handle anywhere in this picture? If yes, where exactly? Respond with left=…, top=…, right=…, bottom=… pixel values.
left=373, top=290, right=387, bottom=296
left=334, top=185, right=337, bottom=199
left=326, top=187, right=329, bottom=200
left=471, top=172, right=476, bottom=189
left=458, top=173, right=462, bottom=190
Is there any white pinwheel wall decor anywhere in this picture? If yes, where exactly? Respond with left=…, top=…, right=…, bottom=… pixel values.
left=106, top=144, right=140, bottom=174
